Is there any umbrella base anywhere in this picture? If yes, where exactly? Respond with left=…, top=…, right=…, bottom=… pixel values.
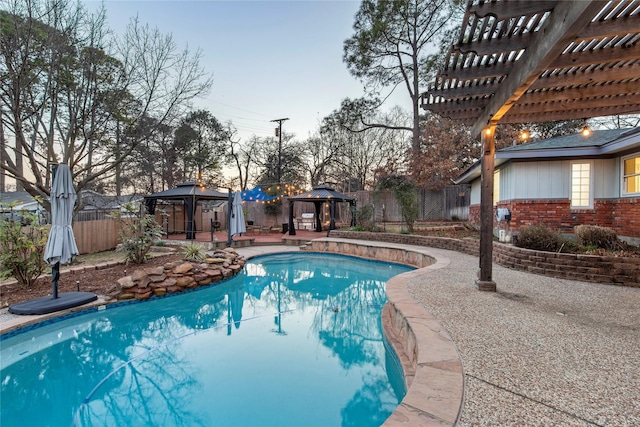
left=9, top=292, right=98, bottom=315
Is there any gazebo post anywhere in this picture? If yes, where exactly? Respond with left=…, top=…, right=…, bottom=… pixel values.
left=314, top=202, right=322, bottom=232
left=350, top=201, right=356, bottom=227
left=185, top=196, right=195, bottom=240
left=329, top=200, right=336, bottom=230
left=227, top=188, right=232, bottom=247
left=288, top=201, right=296, bottom=236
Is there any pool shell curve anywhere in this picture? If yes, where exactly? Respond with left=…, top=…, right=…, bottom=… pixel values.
left=0, top=240, right=464, bottom=427
left=306, top=238, right=464, bottom=427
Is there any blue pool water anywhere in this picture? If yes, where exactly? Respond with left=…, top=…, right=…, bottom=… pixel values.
left=0, top=252, right=412, bottom=427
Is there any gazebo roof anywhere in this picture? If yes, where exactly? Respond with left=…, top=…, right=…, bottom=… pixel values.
left=144, top=182, right=228, bottom=201
left=288, top=185, right=355, bottom=202
left=421, top=0, right=640, bottom=136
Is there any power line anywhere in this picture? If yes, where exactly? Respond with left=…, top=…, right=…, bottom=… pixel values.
left=206, top=98, right=275, bottom=119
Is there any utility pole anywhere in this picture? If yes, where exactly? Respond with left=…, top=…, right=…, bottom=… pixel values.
left=271, top=118, right=289, bottom=184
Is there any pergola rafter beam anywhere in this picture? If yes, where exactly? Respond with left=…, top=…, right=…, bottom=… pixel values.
left=425, top=63, right=640, bottom=100
left=470, top=1, right=609, bottom=136
left=469, top=0, right=557, bottom=20
left=443, top=41, right=640, bottom=81
left=454, top=13, right=640, bottom=56
left=426, top=81, right=640, bottom=116
left=498, top=104, right=640, bottom=124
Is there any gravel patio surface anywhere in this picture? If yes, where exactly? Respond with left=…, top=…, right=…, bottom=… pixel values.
left=406, top=247, right=639, bottom=427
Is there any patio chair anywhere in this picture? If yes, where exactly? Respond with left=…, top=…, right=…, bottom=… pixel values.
left=261, top=225, right=272, bottom=234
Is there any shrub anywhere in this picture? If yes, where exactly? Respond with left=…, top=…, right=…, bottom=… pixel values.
left=377, top=175, right=419, bottom=233
left=574, top=225, right=619, bottom=250
left=355, top=204, right=375, bottom=232
left=515, top=224, right=577, bottom=253
left=112, top=203, right=163, bottom=264
left=181, top=243, right=206, bottom=261
left=0, top=206, right=49, bottom=287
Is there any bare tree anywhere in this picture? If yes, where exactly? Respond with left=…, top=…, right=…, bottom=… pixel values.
left=0, top=0, right=212, bottom=212
left=225, top=127, right=259, bottom=191
left=591, top=114, right=640, bottom=130
left=343, top=0, right=459, bottom=156
left=173, top=110, right=227, bottom=186
left=321, top=105, right=409, bottom=191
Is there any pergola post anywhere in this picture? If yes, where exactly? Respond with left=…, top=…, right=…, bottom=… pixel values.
left=477, top=126, right=497, bottom=292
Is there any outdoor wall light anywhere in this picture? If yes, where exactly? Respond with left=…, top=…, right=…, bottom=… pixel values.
left=581, top=125, right=591, bottom=137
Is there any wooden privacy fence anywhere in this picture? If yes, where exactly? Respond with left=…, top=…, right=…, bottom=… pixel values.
left=72, top=218, right=120, bottom=254
left=241, top=185, right=472, bottom=228
left=347, top=185, right=471, bottom=222
left=64, top=185, right=472, bottom=255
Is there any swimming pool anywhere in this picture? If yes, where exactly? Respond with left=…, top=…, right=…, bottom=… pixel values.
left=0, top=252, right=412, bottom=427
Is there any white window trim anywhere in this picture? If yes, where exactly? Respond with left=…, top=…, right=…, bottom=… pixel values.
left=621, top=153, right=640, bottom=197
left=570, top=160, right=594, bottom=209
left=493, top=170, right=500, bottom=206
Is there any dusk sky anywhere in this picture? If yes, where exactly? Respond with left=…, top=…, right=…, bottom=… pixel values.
left=85, top=0, right=412, bottom=142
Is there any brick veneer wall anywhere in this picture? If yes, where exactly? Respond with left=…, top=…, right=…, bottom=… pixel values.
left=468, top=197, right=640, bottom=239
left=328, top=230, right=640, bottom=287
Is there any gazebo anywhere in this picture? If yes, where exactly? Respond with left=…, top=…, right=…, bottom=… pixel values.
left=144, top=182, right=231, bottom=244
left=287, top=185, right=356, bottom=235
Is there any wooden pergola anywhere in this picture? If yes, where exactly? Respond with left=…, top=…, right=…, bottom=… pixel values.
left=421, top=0, right=640, bottom=291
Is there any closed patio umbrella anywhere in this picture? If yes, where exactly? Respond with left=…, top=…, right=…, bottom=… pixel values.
left=9, top=164, right=96, bottom=315
left=229, top=191, right=246, bottom=237
left=45, top=164, right=79, bottom=279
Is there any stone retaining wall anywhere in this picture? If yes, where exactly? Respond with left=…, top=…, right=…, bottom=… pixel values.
left=493, top=244, right=639, bottom=287
left=306, top=239, right=435, bottom=268
left=328, top=231, right=640, bottom=287
left=112, top=248, right=245, bottom=300
left=329, top=230, right=480, bottom=256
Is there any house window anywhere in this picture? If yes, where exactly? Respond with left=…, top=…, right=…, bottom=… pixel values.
left=493, top=170, right=500, bottom=206
left=622, top=155, right=640, bottom=196
left=571, top=162, right=592, bottom=208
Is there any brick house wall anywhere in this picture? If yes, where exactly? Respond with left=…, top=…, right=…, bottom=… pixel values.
left=468, top=197, right=640, bottom=241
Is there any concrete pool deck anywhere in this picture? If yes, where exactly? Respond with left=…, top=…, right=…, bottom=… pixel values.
left=1, top=241, right=638, bottom=426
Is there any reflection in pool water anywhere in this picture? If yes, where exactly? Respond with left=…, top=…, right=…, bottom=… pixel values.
left=0, top=253, right=412, bottom=427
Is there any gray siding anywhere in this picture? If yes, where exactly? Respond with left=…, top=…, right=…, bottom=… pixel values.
left=470, top=157, right=622, bottom=202
left=504, top=159, right=620, bottom=200
left=471, top=180, right=481, bottom=204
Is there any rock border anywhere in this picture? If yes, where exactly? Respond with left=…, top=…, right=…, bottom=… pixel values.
left=112, top=248, right=245, bottom=300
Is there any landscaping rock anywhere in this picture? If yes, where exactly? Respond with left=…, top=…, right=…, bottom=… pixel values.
left=111, top=252, right=246, bottom=300
left=117, top=276, right=136, bottom=289
left=173, top=262, right=194, bottom=274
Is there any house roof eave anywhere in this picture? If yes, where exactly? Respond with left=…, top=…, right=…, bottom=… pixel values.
left=454, top=158, right=511, bottom=184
